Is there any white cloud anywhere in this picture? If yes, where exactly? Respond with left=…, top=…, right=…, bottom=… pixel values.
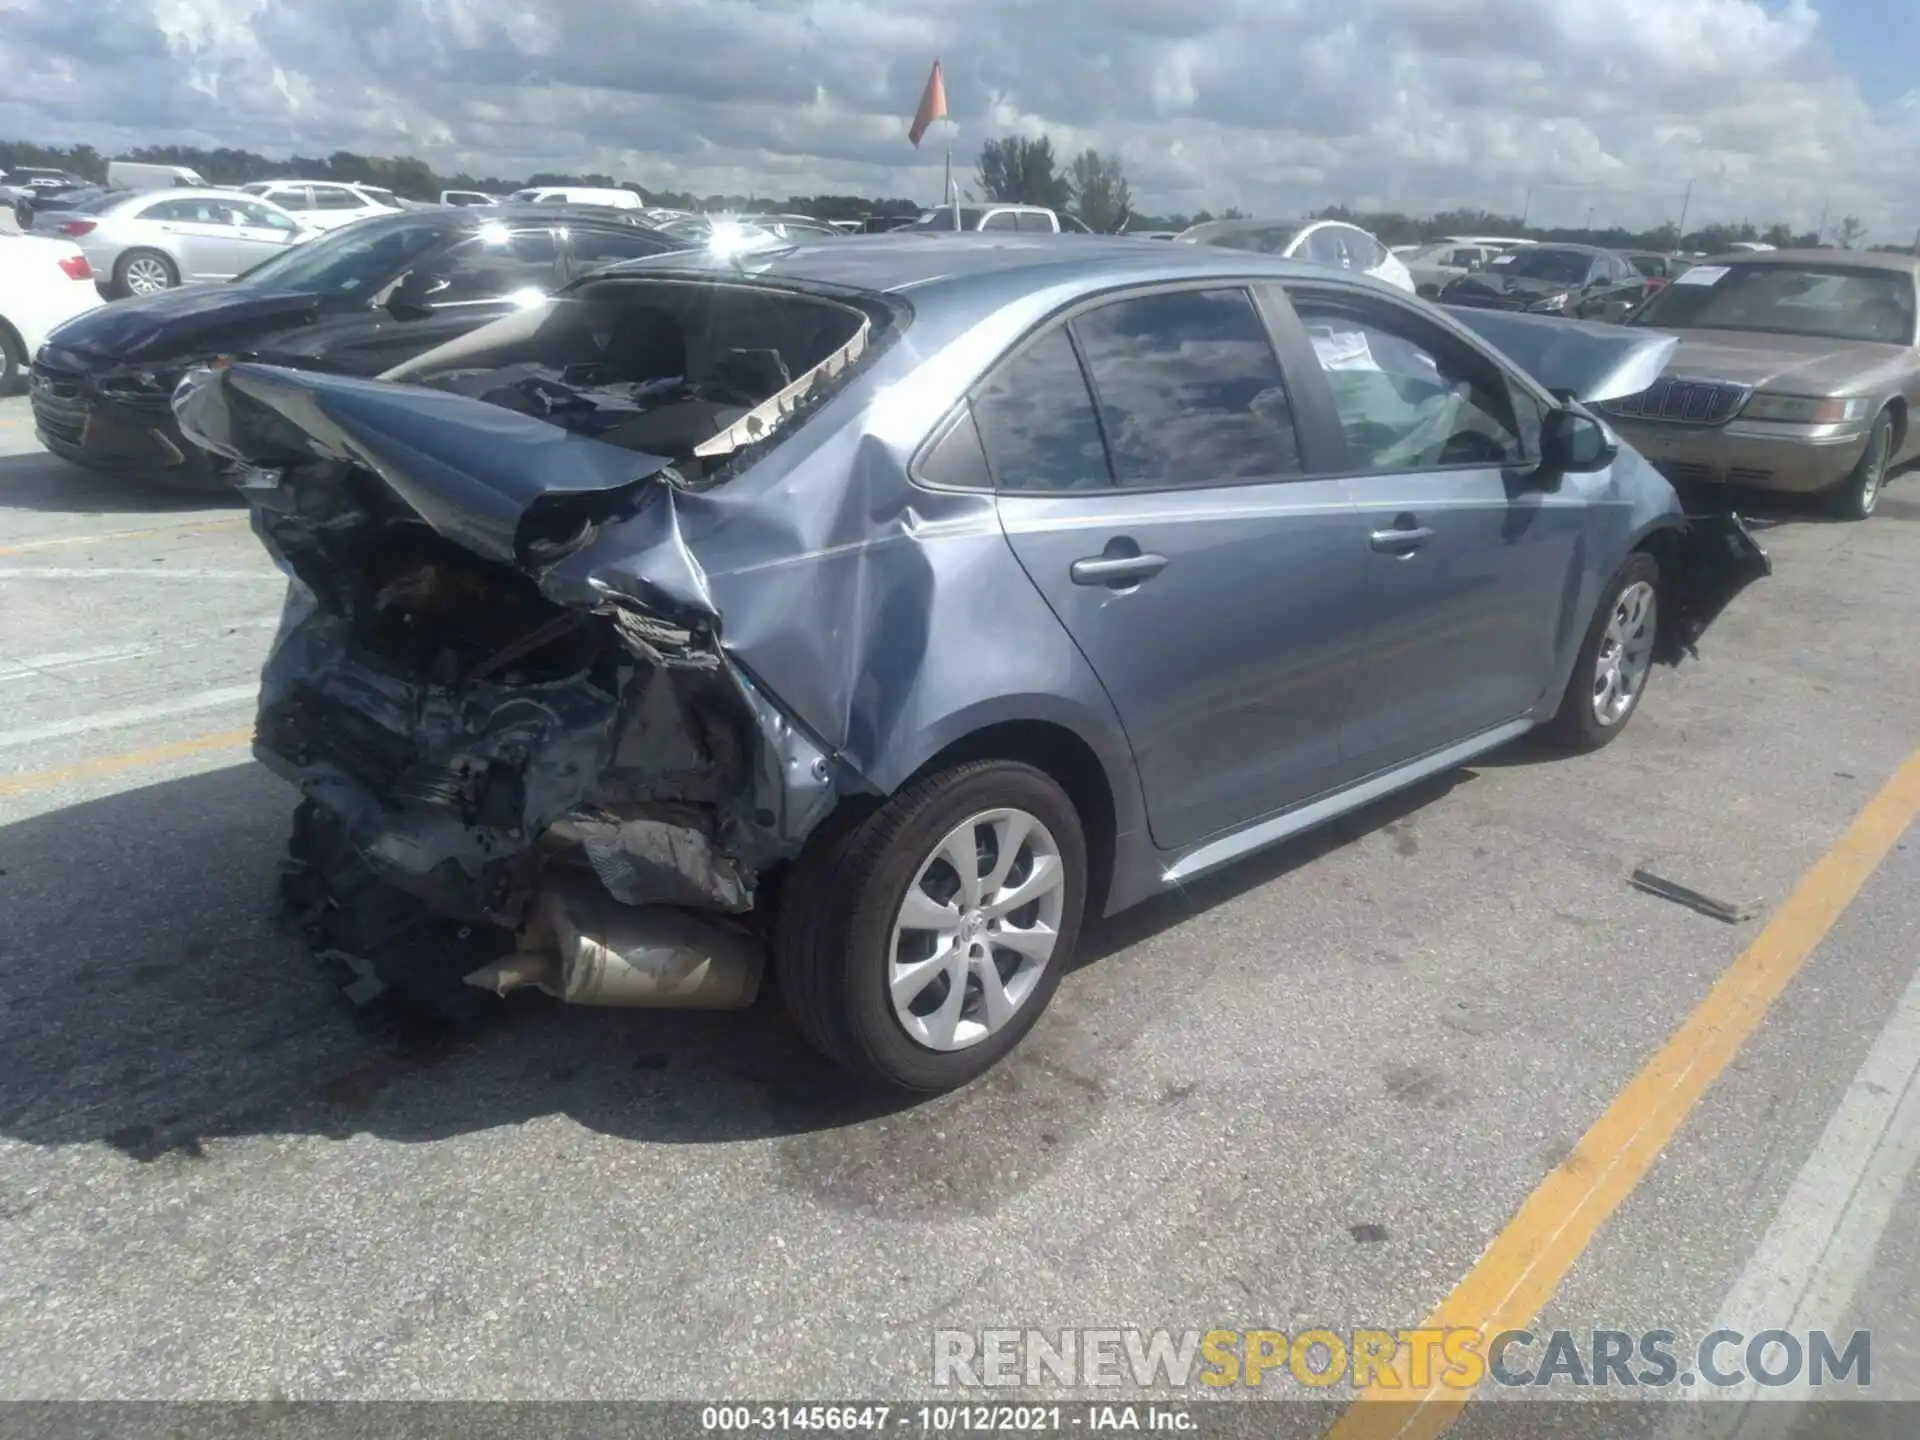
left=1, top=0, right=1917, bottom=237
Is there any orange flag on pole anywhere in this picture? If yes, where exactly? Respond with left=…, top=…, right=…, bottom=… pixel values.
left=908, top=61, right=947, bottom=148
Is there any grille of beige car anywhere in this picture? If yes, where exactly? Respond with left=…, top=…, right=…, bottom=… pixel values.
left=1606, top=376, right=1751, bottom=425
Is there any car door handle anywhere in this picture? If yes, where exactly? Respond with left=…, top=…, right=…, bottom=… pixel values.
left=1070, top=553, right=1169, bottom=587
left=1370, top=525, right=1434, bottom=553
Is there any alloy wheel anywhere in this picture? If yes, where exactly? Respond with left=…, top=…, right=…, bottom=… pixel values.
left=888, top=807, right=1066, bottom=1052
left=1592, top=580, right=1657, bottom=727
left=124, top=257, right=172, bottom=294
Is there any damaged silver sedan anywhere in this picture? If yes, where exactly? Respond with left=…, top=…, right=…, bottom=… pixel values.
left=173, top=236, right=1770, bottom=1091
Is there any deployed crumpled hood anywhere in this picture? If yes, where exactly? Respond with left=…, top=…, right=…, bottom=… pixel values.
left=43, top=283, right=322, bottom=363
left=1445, top=308, right=1680, bottom=404
left=174, top=362, right=676, bottom=566
left=1651, top=328, right=1912, bottom=393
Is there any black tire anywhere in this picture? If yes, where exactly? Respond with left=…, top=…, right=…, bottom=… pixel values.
left=113, top=248, right=179, bottom=298
left=1827, top=411, right=1894, bottom=522
left=775, top=759, right=1088, bottom=1092
left=0, top=322, right=23, bottom=395
left=1542, top=551, right=1662, bottom=753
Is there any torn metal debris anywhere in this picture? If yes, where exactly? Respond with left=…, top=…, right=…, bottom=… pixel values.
left=1629, top=867, right=1763, bottom=925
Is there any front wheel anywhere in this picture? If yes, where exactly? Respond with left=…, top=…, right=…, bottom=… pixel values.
left=775, top=760, right=1087, bottom=1091
left=1542, top=552, right=1661, bottom=753
left=1829, top=411, right=1894, bottom=521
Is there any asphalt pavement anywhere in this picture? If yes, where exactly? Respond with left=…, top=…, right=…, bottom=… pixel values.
left=1, top=392, right=1917, bottom=1426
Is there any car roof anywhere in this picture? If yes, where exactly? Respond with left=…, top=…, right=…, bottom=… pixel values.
left=591, top=232, right=1390, bottom=310
left=109, top=187, right=285, bottom=206
left=1522, top=243, right=1616, bottom=256
left=1711, top=248, right=1920, bottom=275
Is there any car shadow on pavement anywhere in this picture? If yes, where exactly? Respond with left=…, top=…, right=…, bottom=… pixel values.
left=0, top=758, right=1476, bottom=1184
left=0, top=449, right=243, bottom=515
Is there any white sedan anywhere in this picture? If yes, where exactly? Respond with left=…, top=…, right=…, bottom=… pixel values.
left=1173, top=218, right=1416, bottom=292
left=0, top=232, right=102, bottom=390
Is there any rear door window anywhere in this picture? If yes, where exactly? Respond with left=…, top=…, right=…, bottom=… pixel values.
left=563, top=226, right=680, bottom=275
left=1070, top=287, right=1304, bottom=487
left=970, top=327, right=1113, bottom=492
left=237, top=201, right=300, bottom=232
left=981, top=210, right=1020, bottom=231
left=425, top=227, right=561, bottom=304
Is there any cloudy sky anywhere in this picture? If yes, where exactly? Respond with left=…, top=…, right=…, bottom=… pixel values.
left=3, top=0, right=1918, bottom=237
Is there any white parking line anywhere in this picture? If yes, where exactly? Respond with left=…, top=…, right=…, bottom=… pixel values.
left=0, top=684, right=260, bottom=751
left=0, top=567, right=279, bottom=581
left=1661, top=956, right=1920, bottom=1435
left=0, top=618, right=281, bottom=683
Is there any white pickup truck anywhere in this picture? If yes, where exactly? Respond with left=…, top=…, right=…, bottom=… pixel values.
left=904, top=204, right=1091, bottom=233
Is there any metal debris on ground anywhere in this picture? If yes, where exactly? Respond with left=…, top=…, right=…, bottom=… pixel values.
left=1628, top=867, right=1763, bottom=924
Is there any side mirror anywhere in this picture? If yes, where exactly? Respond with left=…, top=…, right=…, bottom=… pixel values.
left=1540, top=406, right=1617, bottom=475
left=385, top=269, right=447, bottom=318
left=1466, top=258, right=1484, bottom=272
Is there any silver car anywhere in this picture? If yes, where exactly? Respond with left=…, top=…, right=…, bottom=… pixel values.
left=172, top=238, right=1769, bottom=1091
left=39, top=188, right=309, bottom=296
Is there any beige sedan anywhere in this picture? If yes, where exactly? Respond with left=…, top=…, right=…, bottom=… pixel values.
left=1602, top=249, right=1920, bottom=519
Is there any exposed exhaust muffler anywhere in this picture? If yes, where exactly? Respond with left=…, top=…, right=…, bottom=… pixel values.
left=464, top=879, right=763, bottom=1009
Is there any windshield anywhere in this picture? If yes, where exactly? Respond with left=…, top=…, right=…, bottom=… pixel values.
left=1500, top=248, right=1594, bottom=283
left=1176, top=221, right=1305, bottom=255
left=234, top=216, right=452, bottom=293
left=1632, top=263, right=1918, bottom=344
left=360, top=186, right=399, bottom=206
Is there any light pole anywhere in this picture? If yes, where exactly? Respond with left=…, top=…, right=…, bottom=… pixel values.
left=1676, top=178, right=1694, bottom=245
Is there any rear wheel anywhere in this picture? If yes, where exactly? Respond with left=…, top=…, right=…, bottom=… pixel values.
left=1542, top=552, right=1661, bottom=752
left=775, top=760, right=1087, bottom=1091
left=1828, top=411, right=1894, bottom=522
left=115, top=249, right=178, bottom=298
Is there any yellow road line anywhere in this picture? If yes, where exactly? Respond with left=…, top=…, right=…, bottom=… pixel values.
left=0, top=728, right=252, bottom=798
left=0, top=516, right=247, bottom=557
left=1326, top=746, right=1920, bottom=1440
